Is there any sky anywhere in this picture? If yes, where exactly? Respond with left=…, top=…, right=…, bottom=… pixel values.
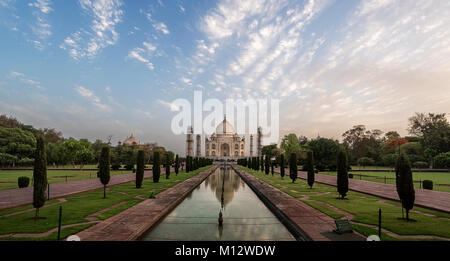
left=0, top=0, right=449, bottom=155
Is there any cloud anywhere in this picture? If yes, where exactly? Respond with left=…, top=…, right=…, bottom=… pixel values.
left=28, top=0, right=53, bottom=49
left=153, top=22, right=170, bottom=35
left=75, top=85, right=111, bottom=111
left=126, top=41, right=157, bottom=70
left=8, top=71, right=42, bottom=89
left=60, top=0, right=123, bottom=59
left=157, top=99, right=180, bottom=111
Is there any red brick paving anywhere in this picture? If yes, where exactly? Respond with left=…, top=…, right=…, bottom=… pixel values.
left=274, top=168, right=450, bottom=214
left=76, top=166, right=218, bottom=241
left=0, top=171, right=156, bottom=210
left=234, top=167, right=353, bottom=241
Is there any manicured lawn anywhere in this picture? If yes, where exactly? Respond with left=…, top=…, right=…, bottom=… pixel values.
left=0, top=169, right=131, bottom=191
left=238, top=166, right=450, bottom=241
left=0, top=165, right=213, bottom=241
left=320, top=171, right=450, bottom=192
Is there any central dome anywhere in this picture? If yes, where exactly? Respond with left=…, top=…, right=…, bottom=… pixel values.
left=216, top=118, right=235, bottom=135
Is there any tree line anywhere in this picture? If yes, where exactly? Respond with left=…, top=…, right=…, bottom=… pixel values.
left=262, top=113, right=450, bottom=171
left=0, top=114, right=175, bottom=168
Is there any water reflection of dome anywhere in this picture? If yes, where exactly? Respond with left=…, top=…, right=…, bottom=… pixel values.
left=206, top=169, right=241, bottom=206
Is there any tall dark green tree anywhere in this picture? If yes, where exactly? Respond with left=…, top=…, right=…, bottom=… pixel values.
left=165, top=153, right=170, bottom=179
left=186, top=156, right=190, bottom=173
left=306, top=150, right=315, bottom=188
left=175, top=154, right=180, bottom=175
left=265, top=155, right=270, bottom=175
left=260, top=156, right=264, bottom=172
left=395, top=153, right=416, bottom=221
left=289, top=153, right=297, bottom=183
left=280, top=154, right=285, bottom=178
left=136, top=150, right=145, bottom=188
left=153, top=151, right=161, bottom=182
left=99, top=146, right=110, bottom=199
left=256, top=157, right=260, bottom=171
left=33, top=136, right=47, bottom=219
left=337, top=149, right=349, bottom=199
left=271, top=161, right=274, bottom=175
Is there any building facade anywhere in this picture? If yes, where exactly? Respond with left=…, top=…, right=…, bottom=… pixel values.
left=204, top=116, right=245, bottom=159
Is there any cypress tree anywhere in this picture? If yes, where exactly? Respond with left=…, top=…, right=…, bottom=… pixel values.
left=280, top=154, right=285, bottom=178
left=136, top=150, right=145, bottom=188
left=337, top=148, right=349, bottom=199
left=265, top=155, right=270, bottom=175
left=175, top=154, right=180, bottom=175
left=261, top=156, right=265, bottom=172
left=165, top=153, right=170, bottom=179
left=396, top=153, right=415, bottom=221
left=33, top=136, right=47, bottom=220
left=306, top=150, right=315, bottom=189
left=186, top=156, right=190, bottom=173
left=289, top=153, right=298, bottom=183
left=256, top=157, right=260, bottom=171
left=153, top=151, right=161, bottom=183
left=99, top=146, right=110, bottom=199
left=271, top=162, right=274, bottom=175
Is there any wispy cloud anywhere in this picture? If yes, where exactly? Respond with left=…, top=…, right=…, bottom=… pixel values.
left=60, top=0, right=124, bottom=59
left=75, top=85, right=111, bottom=111
left=157, top=99, right=180, bottom=111
left=8, top=71, right=42, bottom=89
left=27, top=0, right=53, bottom=50
left=126, top=41, right=157, bottom=70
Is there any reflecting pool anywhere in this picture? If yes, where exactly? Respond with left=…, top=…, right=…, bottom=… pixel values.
left=141, top=165, right=295, bottom=241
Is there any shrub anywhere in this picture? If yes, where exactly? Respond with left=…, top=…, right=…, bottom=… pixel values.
left=349, top=174, right=354, bottom=179
left=18, top=176, right=30, bottom=188
left=413, top=161, right=428, bottom=169
left=124, top=164, right=134, bottom=171
left=422, top=180, right=433, bottom=190
left=18, top=158, right=34, bottom=167
left=433, top=152, right=450, bottom=169
left=357, top=157, right=375, bottom=168
left=111, top=163, right=121, bottom=170
left=280, top=154, right=285, bottom=178
left=33, top=136, right=47, bottom=219
left=264, top=156, right=270, bottom=175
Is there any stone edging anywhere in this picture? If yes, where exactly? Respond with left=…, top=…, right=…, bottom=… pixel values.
left=75, top=165, right=218, bottom=241
left=231, top=165, right=312, bottom=241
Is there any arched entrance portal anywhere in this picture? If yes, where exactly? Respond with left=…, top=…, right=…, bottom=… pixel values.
left=221, top=144, right=230, bottom=157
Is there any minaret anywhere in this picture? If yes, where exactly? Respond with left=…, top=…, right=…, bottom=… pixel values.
left=257, top=127, right=262, bottom=157
left=196, top=134, right=201, bottom=157
left=223, top=114, right=227, bottom=133
left=186, top=126, right=193, bottom=157
left=250, top=135, right=254, bottom=157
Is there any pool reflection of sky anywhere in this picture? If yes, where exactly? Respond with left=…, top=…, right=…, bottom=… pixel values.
left=142, top=167, right=295, bottom=241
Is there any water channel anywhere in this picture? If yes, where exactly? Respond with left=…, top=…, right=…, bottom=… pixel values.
left=141, top=165, right=295, bottom=241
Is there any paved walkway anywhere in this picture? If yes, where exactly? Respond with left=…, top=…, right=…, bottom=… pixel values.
left=274, top=168, right=450, bottom=213
left=233, top=166, right=365, bottom=241
left=76, top=166, right=218, bottom=241
left=0, top=171, right=156, bottom=211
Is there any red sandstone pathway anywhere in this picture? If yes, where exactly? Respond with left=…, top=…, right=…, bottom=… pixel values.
left=0, top=171, right=156, bottom=211
left=274, top=168, right=450, bottom=213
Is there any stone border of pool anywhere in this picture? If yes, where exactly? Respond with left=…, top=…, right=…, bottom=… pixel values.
left=232, top=165, right=338, bottom=241
left=75, top=165, right=219, bottom=241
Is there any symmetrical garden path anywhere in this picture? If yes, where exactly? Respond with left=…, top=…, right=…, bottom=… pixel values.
left=274, top=169, right=450, bottom=214
left=0, top=171, right=157, bottom=210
